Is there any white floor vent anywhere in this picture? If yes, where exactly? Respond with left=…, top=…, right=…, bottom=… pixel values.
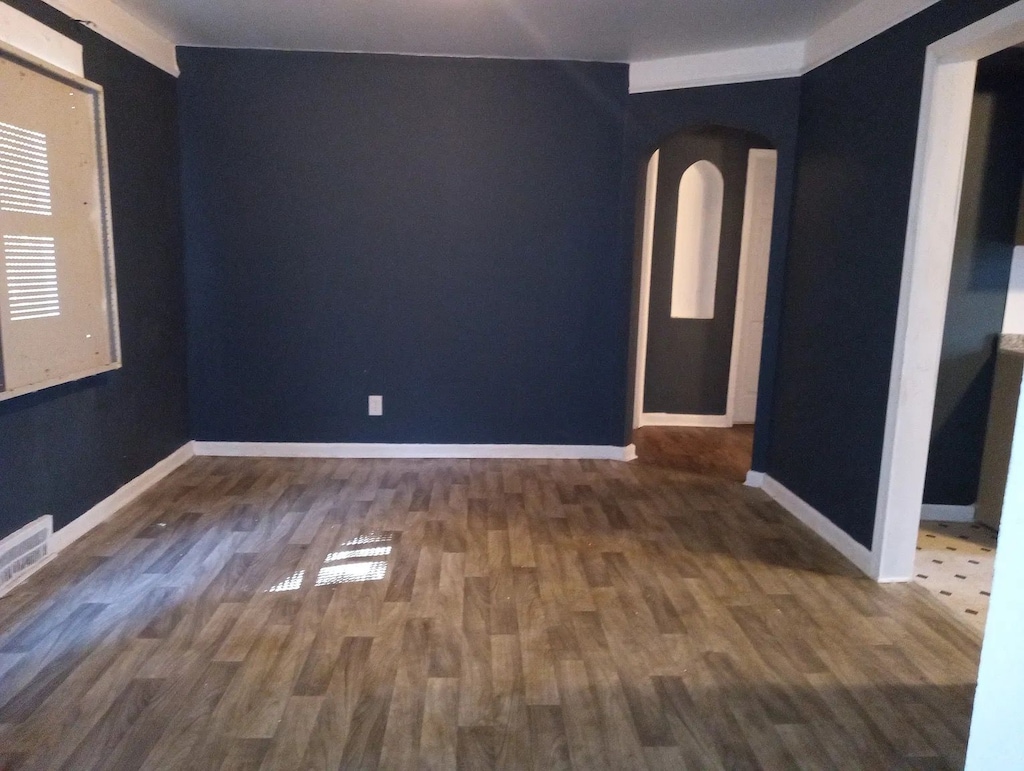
left=0, top=515, right=53, bottom=597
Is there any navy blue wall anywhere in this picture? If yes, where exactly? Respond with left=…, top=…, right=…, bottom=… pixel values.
left=624, top=79, right=802, bottom=460
left=924, top=50, right=1024, bottom=506
left=0, top=0, right=188, bottom=539
left=768, top=0, right=1022, bottom=547
left=179, top=49, right=630, bottom=445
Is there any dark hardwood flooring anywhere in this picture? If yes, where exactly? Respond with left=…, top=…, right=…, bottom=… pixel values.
left=0, top=457, right=980, bottom=770
left=634, top=426, right=755, bottom=482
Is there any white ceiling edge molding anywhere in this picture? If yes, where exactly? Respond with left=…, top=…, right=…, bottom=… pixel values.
left=0, top=2, right=83, bottom=74
left=41, top=0, right=178, bottom=76
left=24, top=0, right=944, bottom=88
left=630, top=0, right=945, bottom=93
left=629, top=41, right=805, bottom=94
left=804, top=0, right=943, bottom=71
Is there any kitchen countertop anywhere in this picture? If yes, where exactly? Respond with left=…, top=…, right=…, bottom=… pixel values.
left=1000, top=334, right=1024, bottom=353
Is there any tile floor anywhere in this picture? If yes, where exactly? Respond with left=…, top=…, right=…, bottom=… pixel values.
left=915, top=521, right=998, bottom=632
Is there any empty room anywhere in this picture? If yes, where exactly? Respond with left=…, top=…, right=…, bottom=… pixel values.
left=1, top=0, right=1023, bottom=768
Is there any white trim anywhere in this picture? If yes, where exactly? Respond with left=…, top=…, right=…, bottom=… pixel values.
left=40, top=0, right=178, bottom=76
left=0, top=365, right=121, bottom=404
left=638, top=413, right=733, bottom=428
left=745, top=470, right=766, bottom=488
left=192, top=442, right=637, bottom=462
left=760, top=474, right=875, bottom=578
left=628, top=0, right=946, bottom=94
left=804, top=0, right=942, bottom=73
left=921, top=503, right=976, bottom=523
left=633, top=150, right=660, bottom=429
left=727, top=149, right=777, bottom=424
left=50, top=443, right=195, bottom=552
left=0, top=2, right=82, bottom=75
left=874, top=1, right=1024, bottom=584
left=622, top=443, right=638, bottom=462
left=629, top=41, right=805, bottom=94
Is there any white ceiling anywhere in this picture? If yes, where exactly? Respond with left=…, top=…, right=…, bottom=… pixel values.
left=109, top=0, right=865, bottom=63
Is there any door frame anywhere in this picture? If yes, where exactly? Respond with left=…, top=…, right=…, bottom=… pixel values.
left=632, top=146, right=778, bottom=429
left=872, top=0, right=1024, bottom=581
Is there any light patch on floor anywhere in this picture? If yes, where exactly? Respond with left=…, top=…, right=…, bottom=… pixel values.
left=915, top=521, right=997, bottom=632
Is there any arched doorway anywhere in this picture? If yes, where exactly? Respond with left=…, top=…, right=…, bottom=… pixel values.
left=632, top=126, right=778, bottom=479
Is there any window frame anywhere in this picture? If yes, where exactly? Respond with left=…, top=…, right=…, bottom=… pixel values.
left=0, top=39, right=121, bottom=402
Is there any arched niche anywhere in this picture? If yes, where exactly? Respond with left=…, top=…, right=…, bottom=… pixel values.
left=671, top=160, right=724, bottom=320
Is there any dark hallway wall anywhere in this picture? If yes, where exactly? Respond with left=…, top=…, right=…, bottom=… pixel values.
left=624, top=79, right=802, bottom=460
left=179, top=49, right=630, bottom=446
left=0, top=0, right=188, bottom=541
left=767, top=0, right=1023, bottom=548
left=924, top=49, right=1024, bottom=507
left=642, top=127, right=771, bottom=417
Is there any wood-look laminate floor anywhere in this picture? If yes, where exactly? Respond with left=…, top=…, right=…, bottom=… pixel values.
left=0, top=457, right=981, bottom=770
left=634, top=426, right=755, bottom=482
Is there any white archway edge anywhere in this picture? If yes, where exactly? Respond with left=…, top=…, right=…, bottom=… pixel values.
left=874, top=1, right=1024, bottom=582
left=632, top=151, right=660, bottom=429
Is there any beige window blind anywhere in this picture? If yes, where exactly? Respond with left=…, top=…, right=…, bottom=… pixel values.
left=0, top=41, right=120, bottom=401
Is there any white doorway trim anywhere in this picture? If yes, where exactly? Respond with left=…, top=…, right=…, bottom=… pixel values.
left=873, top=0, right=1024, bottom=582
left=639, top=413, right=734, bottom=428
left=633, top=150, right=660, bottom=429
left=633, top=146, right=777, bottom=430
left=727, top=149, right=778, bottom=424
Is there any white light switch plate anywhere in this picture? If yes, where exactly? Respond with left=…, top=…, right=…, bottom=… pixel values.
left=368, top=395, right=383, bottom=417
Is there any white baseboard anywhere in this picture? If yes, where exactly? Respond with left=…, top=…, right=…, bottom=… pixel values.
left=639, top=413, right=734, bottom=428
left=50, top=443, right=195, bottom=553
left=921, top=503, right=976, bottom=523
left=760, top=474, right=875, bottom=578
left=192, top=442, right=636, bottom=462
left=745, top=470, right=766, bottom=487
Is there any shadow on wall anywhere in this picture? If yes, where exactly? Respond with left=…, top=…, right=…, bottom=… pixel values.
left=927, top=345, right=1005, bottom=505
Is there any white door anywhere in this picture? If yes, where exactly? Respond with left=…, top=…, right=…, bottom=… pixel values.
left=730, top=149, right=777, bottom=424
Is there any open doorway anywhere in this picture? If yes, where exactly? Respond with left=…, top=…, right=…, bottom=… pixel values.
left=911, top=46, right=1024, bottom=632
left=631, top=126, right=777, bottom=481
left=873, top=1, right=1024, bottom=582
left=869, top=3, right=1024, bottom=765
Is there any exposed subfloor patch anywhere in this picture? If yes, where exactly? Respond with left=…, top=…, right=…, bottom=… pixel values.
left=632, top=424, right=754, bottom=481
left=915, top=521, right=997, bottom=632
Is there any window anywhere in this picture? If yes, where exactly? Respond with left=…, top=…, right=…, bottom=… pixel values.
left=671, top=160, right=723, bottom=320
left=0, top=42, right=119, bottom=400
